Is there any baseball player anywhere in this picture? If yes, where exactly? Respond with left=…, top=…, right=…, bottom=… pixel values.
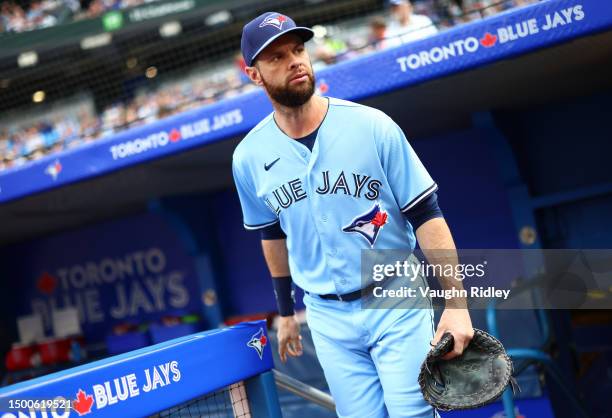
left=233, top=12, right=474, bottom=418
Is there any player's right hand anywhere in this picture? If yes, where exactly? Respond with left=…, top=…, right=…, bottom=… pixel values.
left=277, top=315, right=303, bottom=363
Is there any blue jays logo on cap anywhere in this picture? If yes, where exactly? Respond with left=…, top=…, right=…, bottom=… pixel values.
left=259, top=14, right=287, bottom=30
left=343, top=203, right=389, bottom=247
left=241, top=12, right=314, bottom=66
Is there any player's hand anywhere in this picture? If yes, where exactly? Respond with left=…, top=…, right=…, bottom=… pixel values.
left=277, top=315, right=303, bottom=363
left=432, top=307, right=474, bottom=360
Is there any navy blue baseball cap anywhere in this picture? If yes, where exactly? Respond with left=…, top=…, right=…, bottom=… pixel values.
left=241, top=12, right=314, bottom=66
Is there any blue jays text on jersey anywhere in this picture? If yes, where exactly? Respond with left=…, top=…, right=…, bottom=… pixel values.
left=264, top=170, right=383, bottom=214
left=232, top=97, right=437, bottom=295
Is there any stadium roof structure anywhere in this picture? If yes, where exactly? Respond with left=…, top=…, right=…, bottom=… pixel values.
left=0, top=0, right=611, bottom=245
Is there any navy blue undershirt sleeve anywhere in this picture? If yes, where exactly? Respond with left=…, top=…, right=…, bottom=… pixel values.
left=403, top=192, right=443, bottom=230
left=260, top=221, right=287, bottom=240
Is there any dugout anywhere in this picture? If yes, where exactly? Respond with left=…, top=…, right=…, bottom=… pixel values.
left=1, top=1, right=611, bottom=417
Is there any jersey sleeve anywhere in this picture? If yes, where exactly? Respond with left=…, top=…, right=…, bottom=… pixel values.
left=232, top=158, right=279, bottom=230
left=377, top=118, right=437, bottom=213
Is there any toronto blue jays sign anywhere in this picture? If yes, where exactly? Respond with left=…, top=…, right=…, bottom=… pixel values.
left=1, top=213, right=202, bottom=342
left=0, top=322, right=273, bottom=418
left=0, top=0, right=610, bottom=203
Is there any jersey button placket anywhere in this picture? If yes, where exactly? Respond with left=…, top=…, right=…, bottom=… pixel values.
left=303, top=141, right=342, bottom=295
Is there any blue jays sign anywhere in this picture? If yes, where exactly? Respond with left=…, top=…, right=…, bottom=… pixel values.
left=2, top=213, right=202, bottom=342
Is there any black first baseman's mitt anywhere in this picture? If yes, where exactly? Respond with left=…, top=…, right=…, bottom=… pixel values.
left=418, top=329, right=520, bottom=411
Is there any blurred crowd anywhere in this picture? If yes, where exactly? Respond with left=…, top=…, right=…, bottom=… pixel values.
left=0, top=69, right=253, bottom=168
left=74, top=0, right=161, bottom=20
left=0, top=0, right=159, bottom=33
left=0, top=0, right=66, bottom=33
left=0, top=0, right=540, bottom=170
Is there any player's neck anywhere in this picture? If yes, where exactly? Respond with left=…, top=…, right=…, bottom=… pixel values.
left=273, top=95, right=328, bottom=139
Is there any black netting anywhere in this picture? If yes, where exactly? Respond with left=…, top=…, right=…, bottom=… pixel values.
left=150, top=382, right=251, bottom=418
left=0, top=0, right=534, bottom=170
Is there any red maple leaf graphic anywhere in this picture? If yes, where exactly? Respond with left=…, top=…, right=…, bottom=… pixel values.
left=277, top=15, right=287, bottom=23
left=318, top=81, right=329, bottom=94
left=371, top=211, right=388, bottom=227
left=54, top=162, right=62, bottom=173
left=37, top=272, right=57, bottom=295
left=480, top=32, right=497, bottom=48
left=73, top=389, right=94, bottom=416
left=259, top=335, right=267, bottom=346
left=169, top=129, right=181, bottom=142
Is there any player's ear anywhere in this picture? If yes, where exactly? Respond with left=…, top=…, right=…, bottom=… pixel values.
left=245, top=64, right=264, bottom=87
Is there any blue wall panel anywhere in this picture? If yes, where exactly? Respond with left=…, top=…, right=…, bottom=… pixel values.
left=496, top=92, right=612, bottom=197
left=413, top=128, right=519, bottom=249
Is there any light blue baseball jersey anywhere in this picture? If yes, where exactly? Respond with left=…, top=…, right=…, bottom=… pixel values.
left=232, top=97, right=437, bottom=295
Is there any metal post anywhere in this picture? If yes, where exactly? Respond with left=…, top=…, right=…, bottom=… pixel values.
left=272, top=369, right=336, bottom=412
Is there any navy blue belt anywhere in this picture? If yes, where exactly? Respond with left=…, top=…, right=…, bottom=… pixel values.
left=307, top=282, right=378, bottom=302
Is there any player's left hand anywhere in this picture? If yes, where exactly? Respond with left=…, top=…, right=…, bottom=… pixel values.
left=431, top=307, right=474, bottom=360
left=277, top=315, right=303, bottom=363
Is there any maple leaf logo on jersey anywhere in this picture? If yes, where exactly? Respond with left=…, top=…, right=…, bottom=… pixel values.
left=247, top=328, right=268, bottom=360
left=73, top=389, right=94, bottom=416
left=343, top=203, right=388, bottom=247
left=259, top=14, right=287, bottom=30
